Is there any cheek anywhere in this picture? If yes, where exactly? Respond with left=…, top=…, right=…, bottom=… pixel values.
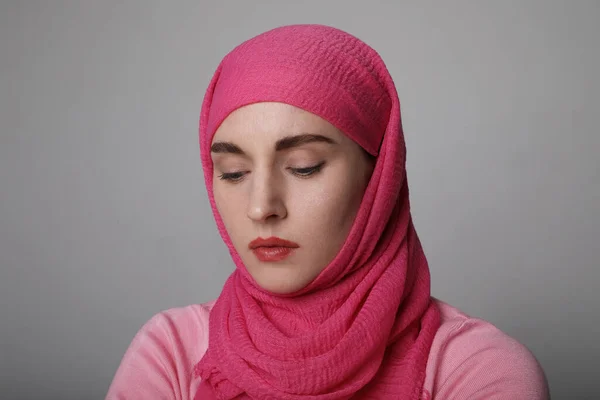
left=213, top=184, right=247, bottom=240
left=291, top=172, right=364, bottom=245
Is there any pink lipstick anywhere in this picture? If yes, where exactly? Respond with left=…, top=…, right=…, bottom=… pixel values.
left=248, top=237, right=299, bottom=262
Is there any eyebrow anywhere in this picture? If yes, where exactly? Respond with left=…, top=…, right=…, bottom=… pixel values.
left=210, top=133, right=336, bottom=154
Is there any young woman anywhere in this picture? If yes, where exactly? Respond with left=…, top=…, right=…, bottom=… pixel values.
left=107, top=24, right=549, bottom=399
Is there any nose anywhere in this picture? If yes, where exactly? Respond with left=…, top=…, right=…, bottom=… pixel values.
left=246, top=169, right=287, bottom=222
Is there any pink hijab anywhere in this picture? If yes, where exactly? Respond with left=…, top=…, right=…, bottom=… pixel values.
left=194, top=24, right=440, bottom=399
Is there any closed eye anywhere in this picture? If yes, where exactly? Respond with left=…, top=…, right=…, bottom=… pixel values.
left=217, top=161, right=326, bottom=182
left=218, top=171, right=246, bottom=182
left=289, top=161, right=326, bottom=177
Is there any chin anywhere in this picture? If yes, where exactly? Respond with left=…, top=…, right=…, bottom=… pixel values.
left=254, top=277, right=305, bottom=295
left=249, top=268, right=312, bottom=295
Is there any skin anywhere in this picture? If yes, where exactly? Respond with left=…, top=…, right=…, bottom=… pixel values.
left=211, top=102, right=374, bottom=294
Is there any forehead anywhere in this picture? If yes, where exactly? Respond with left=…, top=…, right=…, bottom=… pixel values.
left=212, top=102, right=345, bottom=144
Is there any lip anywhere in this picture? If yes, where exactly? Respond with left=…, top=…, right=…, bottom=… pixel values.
left=249, top=236, right=299, bottom=262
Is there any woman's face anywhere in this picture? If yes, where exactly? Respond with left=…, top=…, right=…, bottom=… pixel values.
left=211, top=102, right=374, bottom=294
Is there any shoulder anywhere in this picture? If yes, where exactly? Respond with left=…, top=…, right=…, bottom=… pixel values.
left=423, top=298, right=550, bottom=400
left=129, top=300, right=215, bottom=364
left=134, top=299, right=216, bottom=367
left=106, top=300, right=216, bottom=399
left=141, top=300, right=215, bottom=345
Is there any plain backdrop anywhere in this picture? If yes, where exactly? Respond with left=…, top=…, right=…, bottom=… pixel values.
left=1, top=1, right=598, bottom=399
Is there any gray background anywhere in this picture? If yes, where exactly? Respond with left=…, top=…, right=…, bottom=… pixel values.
left=1, top=1, right=598, bottom=399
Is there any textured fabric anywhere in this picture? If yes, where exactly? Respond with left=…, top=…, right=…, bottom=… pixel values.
left=106, top=299, right=550, bottom=399
left=194, top=24, right=440, bottom=400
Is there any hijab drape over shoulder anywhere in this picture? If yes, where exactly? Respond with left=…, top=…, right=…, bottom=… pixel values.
left=194, top=24, right=441, bottom=400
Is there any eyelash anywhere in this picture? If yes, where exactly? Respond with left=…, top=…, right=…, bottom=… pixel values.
left=218, top=162, right=325, bottom=182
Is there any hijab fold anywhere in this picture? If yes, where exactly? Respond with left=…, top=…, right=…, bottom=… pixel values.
left=194, top=24, right=440, bottom=400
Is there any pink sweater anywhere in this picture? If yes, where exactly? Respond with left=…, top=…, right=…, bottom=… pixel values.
left=106, top=299, right=549, bottom=399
